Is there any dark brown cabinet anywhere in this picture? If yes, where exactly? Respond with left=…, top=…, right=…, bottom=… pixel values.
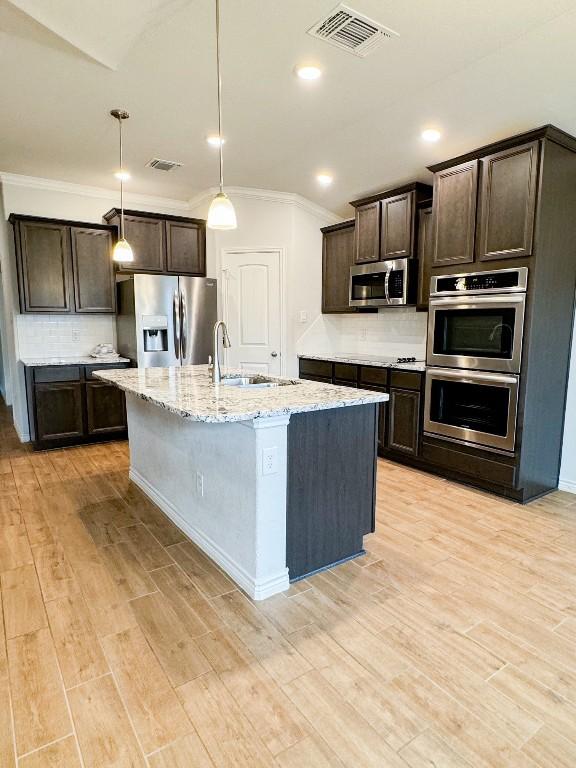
left=11, top=215, right=116, bottom=314
left=380, top=191, right=414, bottom=260
left=104, top=209, right=206, bottom=276
left=321, top=220, right=356, bottom=313
left=477, top=142, right=538, bottom=261
left=416, top=207, right=433, bottom=310
left=354, top=202, right=380, bottom=264
left=25, top=363, right=130, bottom=449
left=386, top=388, right=421, bottom=456
left=431, top=160, right=478, bottom=267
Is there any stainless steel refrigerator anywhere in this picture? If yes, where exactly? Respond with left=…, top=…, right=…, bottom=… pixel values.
left=116, top=274, right=218, bottom=367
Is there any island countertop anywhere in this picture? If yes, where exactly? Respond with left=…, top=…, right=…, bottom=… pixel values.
left=94, top=364, right=388, bottom=423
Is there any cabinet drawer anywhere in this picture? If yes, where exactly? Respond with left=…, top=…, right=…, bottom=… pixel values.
left=85, top=363, right=130, bottom=380
left=358, top=366, right=388, bottom=388
left=34, top=366, right=81, bottom=383
left=333, top=363, right=357, bottom=383
left=390, top=370, right=422, bottom=391
left=299, top=358, right=333, bottom=378
left=421, top=439, right=517, bottom=487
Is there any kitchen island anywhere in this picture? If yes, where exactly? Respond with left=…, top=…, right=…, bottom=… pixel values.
left=95, top=365, right=388, bottom=599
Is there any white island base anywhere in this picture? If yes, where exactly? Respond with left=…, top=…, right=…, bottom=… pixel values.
left=127, top=394, right=291, bottom=600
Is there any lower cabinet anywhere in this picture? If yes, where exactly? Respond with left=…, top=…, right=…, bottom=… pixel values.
left=25, top=364, right=129, bottom=449
left=386, top=388, right=421, bottom=456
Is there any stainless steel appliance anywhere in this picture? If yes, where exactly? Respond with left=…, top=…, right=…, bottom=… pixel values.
left=427, top=267, right=528, bottom=373
left=349, top=258, right=417, bottom=308
left=424, top=367, right=519, bottom=453
left=116, top=274, right=218, bottom=367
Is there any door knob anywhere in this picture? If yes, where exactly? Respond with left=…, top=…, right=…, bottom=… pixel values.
left=271, top=351, right=278, bottom=358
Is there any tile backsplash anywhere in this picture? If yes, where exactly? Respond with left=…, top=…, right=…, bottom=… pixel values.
left=16, top=314, right=117, bottom=359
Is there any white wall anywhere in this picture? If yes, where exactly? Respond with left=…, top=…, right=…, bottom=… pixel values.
left=559, top=307, right=576, bottom=492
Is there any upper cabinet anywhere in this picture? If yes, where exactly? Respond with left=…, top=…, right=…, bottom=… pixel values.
left=431, top=160, right=478, bottom=267
left=353, top=201, right=380, bottom=264
left=321, top=220, right=356, bottom=314
left=351, top=183, right=432, bottom=266
left=10, top=215, right=116, bottom=314
left=476, top=142, right=538, bottom=262
left=103, top=209, right=206, bottom=276
left=416, top=207, right=433, bottom=311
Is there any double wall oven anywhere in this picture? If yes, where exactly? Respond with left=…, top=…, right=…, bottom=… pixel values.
left=424, top=267, right=528, bottom=453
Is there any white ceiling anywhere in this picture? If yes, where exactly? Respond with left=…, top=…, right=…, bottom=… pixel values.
left=1, top=0, right=576, bottom=216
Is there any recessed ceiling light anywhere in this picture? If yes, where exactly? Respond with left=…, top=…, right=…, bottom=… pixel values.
left=114, top=170, right=130, bottom=181
left=316, top=173, right=333, bottom=186
left=296, top=65, right=322, bottom=81
left=421, top=128, right=441, bottom=142
left=207, top=135, right=225, bottom=147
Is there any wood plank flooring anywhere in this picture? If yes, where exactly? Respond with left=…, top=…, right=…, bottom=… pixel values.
left=0, top=399, right=575, bottom=766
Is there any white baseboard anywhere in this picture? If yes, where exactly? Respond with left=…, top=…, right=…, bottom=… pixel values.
left=558, top=478, right=576, bottom=495
left=129, top=468, right=289, bottom=600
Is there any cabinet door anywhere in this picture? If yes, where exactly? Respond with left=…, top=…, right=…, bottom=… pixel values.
left=35, top=382, right=84, bottom=442
left=380, top=191, right=414, bottom=260
left=122, top=215, right=165, bottom=272
left=354, top=201, right=380, bottom=264
left=165, top=221, right=206, bottom=276
left=432, top=160, right=478, bottom=267
left=71, top=228, right=115, bottom=313
left=322, top=224, right=355, bottom=313
left=387, top=388, right=421, bottom=456
left=85, top=382, right=127, bottom=435
left=477, top=141, right=539, bottom=261
left=17, top=221, right=72, bottom=312
left=416, top=207, right=433, bottom=310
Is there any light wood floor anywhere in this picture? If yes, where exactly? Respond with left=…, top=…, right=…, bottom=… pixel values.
left=1, top=401, right=575, bottom=767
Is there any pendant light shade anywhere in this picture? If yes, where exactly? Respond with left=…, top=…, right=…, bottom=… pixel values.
left=110, top=108, right=134, bottom=262
left=207, top=192, right=237, bottom=230
left=207, top=0, right=237, bottom=230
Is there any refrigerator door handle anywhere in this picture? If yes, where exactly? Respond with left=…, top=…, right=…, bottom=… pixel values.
left=180, top=290, right=187, bottom=361
left=173, top=290, right=181, bottom=360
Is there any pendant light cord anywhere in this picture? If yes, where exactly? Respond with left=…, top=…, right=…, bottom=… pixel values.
left=215, top=0, right=224, bottom=193
left=119, top=117, right=125, bottom=239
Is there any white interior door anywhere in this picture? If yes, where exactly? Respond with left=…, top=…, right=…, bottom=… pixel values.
left=221, top=250, right=282, bottom=375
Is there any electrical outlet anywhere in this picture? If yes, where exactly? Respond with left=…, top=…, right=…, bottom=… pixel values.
left=262, top=446, right=278, bottom=475
left=195, top=471, right=204, bottom=497
left=299, top=310, right=309, bottom=323
left=359, top=327, right=367, bottom=341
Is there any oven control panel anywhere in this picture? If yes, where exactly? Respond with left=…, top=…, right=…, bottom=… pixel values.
left=431, top=267, right=528, bottom=296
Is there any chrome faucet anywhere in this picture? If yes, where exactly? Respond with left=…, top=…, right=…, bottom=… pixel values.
left=212, top=320, right=231, bottom=384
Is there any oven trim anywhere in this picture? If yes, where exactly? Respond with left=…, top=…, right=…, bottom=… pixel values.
left=426, top=293, right=526, bottom=373
left=424, top=367, right=519, bottom=453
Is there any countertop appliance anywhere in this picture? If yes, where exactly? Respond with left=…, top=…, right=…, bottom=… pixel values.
left=424, top=267, right=528, bottom=454
left=116, top=274, right=218, bottom=367
left=349, top=258, right=417, bottom=307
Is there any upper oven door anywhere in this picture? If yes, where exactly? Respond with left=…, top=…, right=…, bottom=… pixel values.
left=427, top=293, right=526, bottom=373
left=349, top=259, right=409, bottom=307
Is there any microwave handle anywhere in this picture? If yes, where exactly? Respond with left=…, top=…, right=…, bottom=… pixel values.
left=384, top=266, right=391, bottom=303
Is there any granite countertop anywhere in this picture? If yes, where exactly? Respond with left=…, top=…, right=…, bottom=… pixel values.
left=298, top=352, right=426, bottom=373
left=94, top=364, right=389, bottom=423
left=20, top=356, right=131, bottom=367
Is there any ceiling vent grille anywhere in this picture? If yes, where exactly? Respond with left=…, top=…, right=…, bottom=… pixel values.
left=307, top=4, right=398, bottom=57
left=146, top=158, right=183, bottom=172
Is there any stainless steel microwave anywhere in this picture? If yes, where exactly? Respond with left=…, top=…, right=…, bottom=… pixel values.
left=349, top=258, right=417, bottom=308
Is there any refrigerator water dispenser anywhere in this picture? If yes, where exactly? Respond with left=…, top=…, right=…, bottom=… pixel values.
left=142, top=315, right=168, bottom=352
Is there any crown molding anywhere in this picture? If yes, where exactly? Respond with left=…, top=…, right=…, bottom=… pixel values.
left=188, top=186, right=341, bottom=224
left=0, top=172, right=190, bottom=211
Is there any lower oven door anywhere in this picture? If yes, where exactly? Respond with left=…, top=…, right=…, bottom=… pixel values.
left=424, top=367, right=519, bottom=453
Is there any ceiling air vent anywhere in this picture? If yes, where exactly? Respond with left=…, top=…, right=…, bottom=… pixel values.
left=307, top=3, right=398, bottom=57
left=146, top=158, right=183, bottom=172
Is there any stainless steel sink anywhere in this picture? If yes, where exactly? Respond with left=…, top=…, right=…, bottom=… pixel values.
left=220, top=375, right=299, bottom=389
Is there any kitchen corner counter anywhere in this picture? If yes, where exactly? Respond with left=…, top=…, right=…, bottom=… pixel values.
left=298, top=353, right=426, bottom=372
left=94, top=364, right=388, bottom=423
left=20, top=356, right=131, bottom=367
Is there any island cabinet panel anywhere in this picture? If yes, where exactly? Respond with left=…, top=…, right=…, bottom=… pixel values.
left=431, top=159, right=478, bottom=266
left=71, top=228, right=116, bottom=313
left=477, top=141, right=539, bottom=261
left=321, top=221, right=356, bottom=313
left=122, top=215, right=165, bottom=273
left=380, top=191, right=414, bottom=260
left=16, top=220, right=73, bottom=312
left=354, top=201, right=380, bottom=264
left=165, top=220, right=206, bottom=275
left=387, top=388, right=421, bottom=456
left=287, top=404, right=378, bottom=579
left=35, top=382, right=84, bottom=442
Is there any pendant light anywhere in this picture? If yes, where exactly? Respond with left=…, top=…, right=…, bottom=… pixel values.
left=207, top=0, right=237, bottom=230
left=110, top=109, right=134, bottom=262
